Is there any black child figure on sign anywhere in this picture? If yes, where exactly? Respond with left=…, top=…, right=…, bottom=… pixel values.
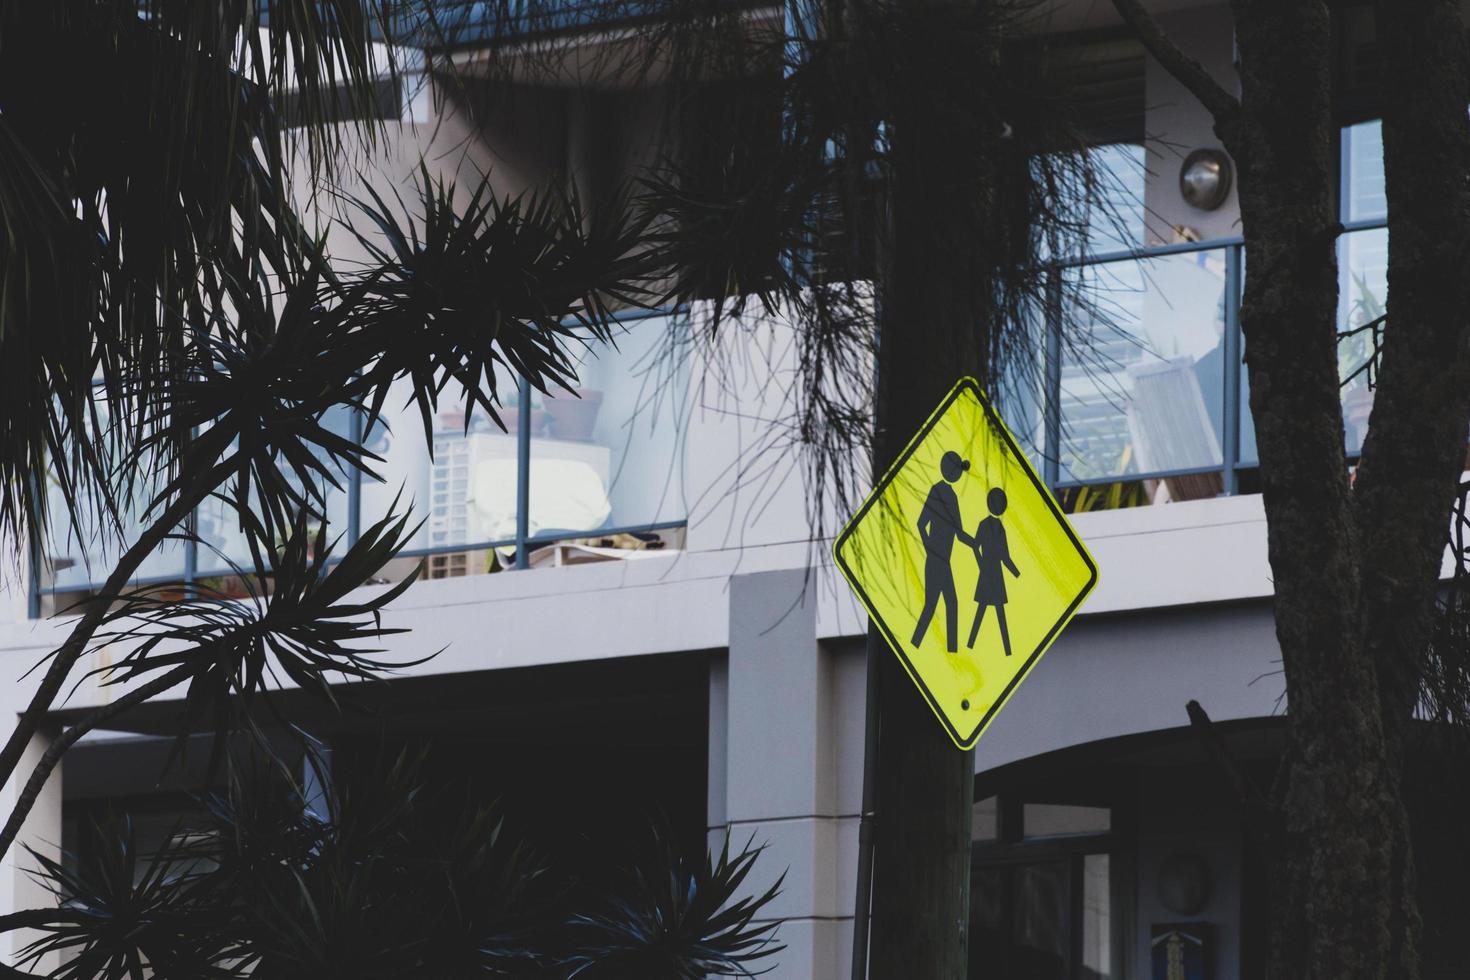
left=911, top=451, right=974, bottom=653
left=967, top=487, right=1021, bottom=656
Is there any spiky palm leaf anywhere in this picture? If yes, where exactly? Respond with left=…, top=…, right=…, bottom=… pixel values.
left=565, top=833, right=784, bottom=979
left=0, top=816, right=237, bottom=980
left=85, top=507, right=425, bottom=749
left=344, top=166, right=655, bottom=445
left=0, top=0, right=433, bottom=547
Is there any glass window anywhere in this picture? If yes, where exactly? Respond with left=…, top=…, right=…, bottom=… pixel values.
left=970, top=854, right=1116, bottom=980
left=1059, top=249, right=1229, bottom=503
left=1342, top=119, right=1386, bottom=223
left=1024, top=803, right=1111, bottom=839
left=972, top=796, right=999, bottom=842
left=194, top=404, right=355, bottom=582
left=1338, top=226, right=1387, bottom=455
left=361, top=365, right=523, bottom=581
left=1087, top=143, right=1147, bottom=255
left=1081, top=854, right=1112, bottom=980
left=41, top=485, right=189, bottom=596
left=1014, top=861, right=1070, bottom=979
left=31, top=314, right=701, bottom=614
left=527, top=314, right=686, bottom=543
left=39, top=398, right=188, bottom=598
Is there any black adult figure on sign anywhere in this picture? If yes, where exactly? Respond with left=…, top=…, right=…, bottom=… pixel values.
left=967, top=487, right=1021, bottom=656
left=911, top=451, right=973, bottom=652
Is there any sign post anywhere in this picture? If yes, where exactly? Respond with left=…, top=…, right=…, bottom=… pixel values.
left=841, top=377, right=1099, bottom=978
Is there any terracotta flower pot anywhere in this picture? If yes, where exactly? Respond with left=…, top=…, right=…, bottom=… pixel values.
left=544, top=389, right=603, bottom=441
left=498, top=405, right=547, bottom=436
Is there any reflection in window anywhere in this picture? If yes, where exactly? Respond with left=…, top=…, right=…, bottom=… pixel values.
left=1060, top=250, right=1228, bottom=503
left=969, top=857, right=1115, bottom=980
left=1338, top=227, right=1387, bottom=455
left=1081, top=854, right=1112, bottom=979
left=528, top=315, right=685, bottom=542
left=39, top=398, right=188, bottom=612
left=362, top=365, right=522, bottom=581
left=1341, top=119, right=1386, bottom=223
left=1087, top=143, right=1147, bottom=255
left=972, top=794, right=1116, bottom=979
left=194, top=404, right=355, bottom=586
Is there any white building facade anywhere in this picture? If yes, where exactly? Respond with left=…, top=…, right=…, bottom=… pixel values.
left=0, top=1, right=1424, bottom=977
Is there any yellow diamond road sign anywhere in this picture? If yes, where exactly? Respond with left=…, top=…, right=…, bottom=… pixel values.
left=834, top=377, right=1098, bottom=749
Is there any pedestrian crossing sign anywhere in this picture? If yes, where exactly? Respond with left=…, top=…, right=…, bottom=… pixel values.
left=833, top=377, right=1098, bottom=749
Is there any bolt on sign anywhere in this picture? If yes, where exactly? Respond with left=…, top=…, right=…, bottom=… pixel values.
left=834, top=377, right=1098, bottom=749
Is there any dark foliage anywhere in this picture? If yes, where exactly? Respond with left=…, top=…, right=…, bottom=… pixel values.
left=565, top=832, right=783, bottom=979
left=85, top=508, right=425, bottom=754
left=1, top=747, right=780, bottom=980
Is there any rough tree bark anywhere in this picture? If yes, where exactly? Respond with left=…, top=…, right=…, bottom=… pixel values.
left=1110, top=0, right=1430, bottom=976
left=1353, top=1, right=1470, bottom=970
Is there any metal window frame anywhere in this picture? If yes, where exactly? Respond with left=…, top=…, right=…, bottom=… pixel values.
left=1045, top=211, right=1387, bottom=504
left=29, top=201, right=1396, bottom=614
left=31, top=307, right=689, bottom=614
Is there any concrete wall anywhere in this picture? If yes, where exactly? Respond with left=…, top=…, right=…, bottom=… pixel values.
left=708, top=569, right=867, bottom=980
left=1142, top=3, right=1241, bottom=244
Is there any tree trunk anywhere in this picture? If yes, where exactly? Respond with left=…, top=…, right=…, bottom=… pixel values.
left=866, top=0, right=1004, bottom=974
left=1351, top=2, right=1470, bottom=970
left=1111, top=0, right=1470, bottom=974
left=1223, top=2, right=1405, bottom=976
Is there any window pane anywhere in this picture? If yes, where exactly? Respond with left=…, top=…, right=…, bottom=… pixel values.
left=527, top=314, right=686, bottom=543
left=1081, top=853, right=1113, bottom=980
left=40, top=397, right=187, bottom=597
left=1087, top=142, right=1147, bottom=255
left=972, top=796, right=999, bottom=842
left=1060, top=250, right=1228, bottom=503
left=41, top=490, right=189, bottom=595
left=1014, top=862, right=1069, bottom=980
left=1338, top=226, right=1387, bottom=455
left=195, top=404, right=354, bottom=579
left=1342, top=119, right=1385, bottom=223
left=1023, top=803, right=1110, bottom=839
left=362, top=366, right=522, bottom=579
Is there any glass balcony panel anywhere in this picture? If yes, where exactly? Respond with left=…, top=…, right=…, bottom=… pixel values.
left=361, top=363, right=522, bottom=580
left=40, top=398, right=188, bottom=598
left=1086, top=142, right=1147, bottom=255
left=194, top=404, right=354, bottom=582
left=1059, top=249, right=1229, bottom=504
left=526, top=314, right=686, bottom=560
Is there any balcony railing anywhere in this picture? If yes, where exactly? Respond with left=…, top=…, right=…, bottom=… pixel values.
left=1037, top=211, right=1388, bottom=512
left=32, top=308, right=689, bottom=616
left=30, top=214, right=1393, bottom=615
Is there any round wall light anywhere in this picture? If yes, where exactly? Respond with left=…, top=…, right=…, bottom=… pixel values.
left=1179, top=148, right=1233, bottom=211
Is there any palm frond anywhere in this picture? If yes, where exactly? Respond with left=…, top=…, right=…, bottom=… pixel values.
left=343, top=166, right=656, bottom=445
left=0, top=815, right=239, bottom=980
left=566, top=830, right=785, bottom=979
left=81, top=506, right=425, bottom=755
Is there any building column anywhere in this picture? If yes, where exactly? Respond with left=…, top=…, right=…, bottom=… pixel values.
left=2, top=730, right=63, bottom=972
left=710, top=569, right=864, bottom=980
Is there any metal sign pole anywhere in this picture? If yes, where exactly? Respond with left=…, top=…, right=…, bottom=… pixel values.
left=849, top=625, right=882, bottom=979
